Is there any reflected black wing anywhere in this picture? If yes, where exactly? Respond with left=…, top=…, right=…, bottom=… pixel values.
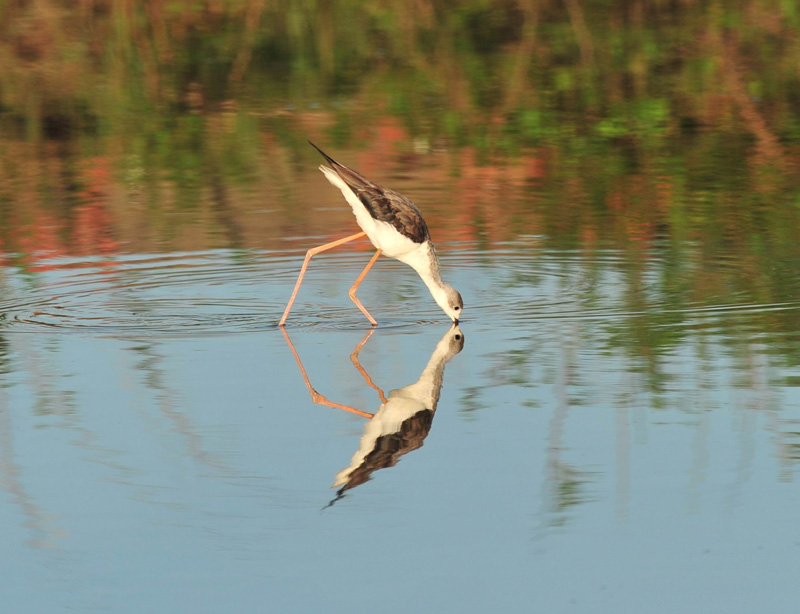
left=309, top=141, right=431, bottom=244
left=341, top=409, right=434, bottom=493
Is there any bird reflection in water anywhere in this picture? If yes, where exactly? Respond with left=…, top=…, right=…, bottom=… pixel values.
left=281, top=325, right=464, bottom=506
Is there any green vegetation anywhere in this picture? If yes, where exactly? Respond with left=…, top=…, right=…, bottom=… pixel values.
left=0, top=0, right=798, bottom=371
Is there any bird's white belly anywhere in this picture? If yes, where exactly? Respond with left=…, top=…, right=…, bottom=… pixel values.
left=363, top=219, right=420, bottom=259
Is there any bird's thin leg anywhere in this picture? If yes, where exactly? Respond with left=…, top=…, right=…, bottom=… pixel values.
left=280, top=327, right=374, bottom=419
left=348, top=249, right=382, bottom=326
left=279, top=232, right=367, bottom=326
left=350, top=329, right=388, bottom=404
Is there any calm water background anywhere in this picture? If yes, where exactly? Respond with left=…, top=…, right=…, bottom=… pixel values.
left=2, top=2, right=800, bottom=612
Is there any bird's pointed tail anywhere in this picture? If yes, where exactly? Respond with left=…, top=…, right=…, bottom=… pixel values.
left=308, top=140, right=339, bottom=167
left=308, top=140, right=376, bottom=192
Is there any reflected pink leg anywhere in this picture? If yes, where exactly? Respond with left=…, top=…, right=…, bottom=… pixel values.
left=350, top=329, right=388, bottom=403
left=280, top=327, right=374, bottom=418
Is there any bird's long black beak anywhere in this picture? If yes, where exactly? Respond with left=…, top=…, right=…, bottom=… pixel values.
left=453, top=319, right=459, bottom=325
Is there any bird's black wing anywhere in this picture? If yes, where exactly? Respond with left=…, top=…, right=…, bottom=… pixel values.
left=309, top=141, right=431, bottom=244
left=356, top=187, right=431, bottom=244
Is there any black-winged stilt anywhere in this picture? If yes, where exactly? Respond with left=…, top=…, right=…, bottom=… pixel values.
left=279, top=142, right=463, bottom=326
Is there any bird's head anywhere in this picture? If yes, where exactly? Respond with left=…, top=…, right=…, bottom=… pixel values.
left=435, top=284, right=463, bottom=323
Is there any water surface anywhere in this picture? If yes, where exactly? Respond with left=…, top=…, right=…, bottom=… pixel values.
left=2, top=240, right=799, bottom=613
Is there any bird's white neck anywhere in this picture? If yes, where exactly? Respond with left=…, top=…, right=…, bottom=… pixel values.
left=420, top=267, right=447, bottom=299
left=405, top=242, right=446, bottom=296
left=400, top=329, right=458, bottom=407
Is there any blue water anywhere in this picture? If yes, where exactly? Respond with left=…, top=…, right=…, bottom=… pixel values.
left=1, top=247, right=798, bottom=612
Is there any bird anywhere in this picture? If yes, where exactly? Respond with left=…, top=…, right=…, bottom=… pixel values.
left=279, top=141, right=463, bottom=327
left=328, top=324, right=464, bottom=505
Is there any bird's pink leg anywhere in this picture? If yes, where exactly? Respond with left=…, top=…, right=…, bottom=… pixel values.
left=348, top=249, right=382, bottom=326
left=280, top=327, right=374, bottom=418
left=350, top=329, right=388, bottom=403
left=279, top=232, right=367, bottom=326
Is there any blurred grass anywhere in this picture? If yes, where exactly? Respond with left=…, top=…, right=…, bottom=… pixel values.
left=0, top=0, right=799, bottom=369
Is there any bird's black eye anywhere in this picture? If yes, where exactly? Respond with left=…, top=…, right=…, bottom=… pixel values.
left=455, top=334, right=462, bottom=341
left=454, top=306, right=460, bottom=310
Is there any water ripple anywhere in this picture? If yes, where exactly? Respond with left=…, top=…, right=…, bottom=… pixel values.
left=1, top=245, right=798, bottom=336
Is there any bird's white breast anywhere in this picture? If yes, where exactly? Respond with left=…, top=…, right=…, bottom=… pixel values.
left=320, top=165, right=422, bottom=260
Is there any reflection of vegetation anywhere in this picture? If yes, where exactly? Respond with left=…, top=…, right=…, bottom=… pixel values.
left=0, top=332, right=9, bottom=380
left=0, top=3, right=798, bottom=368
left=543, top=462, right=592, bottom=528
